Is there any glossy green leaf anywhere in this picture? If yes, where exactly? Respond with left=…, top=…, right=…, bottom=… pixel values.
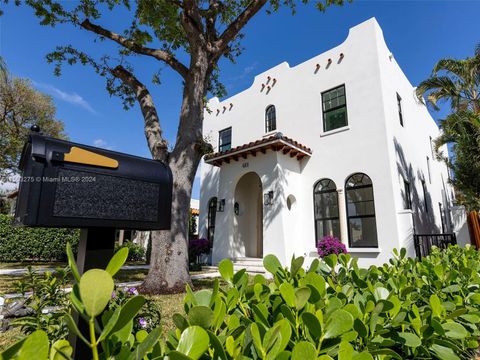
left=430, top=344, right=460, bottom=360
left=218, top=259, right=234, bottom=282
left=291, top=256, right=304, bottom=277
left=263, top=254, right=282, bottom=275
left=291, top=341, right=316, bottom=360
left=324, top=309, right=354, bottom=339
left=17, top=330, right=49, bottom=360
left=302, top=312, right=321, bottom=340
left=105, top=247, right=129, bottom=276
left=110, top=295, right=146, bottom=334
left=295, top=287, right=311, bottom=310
left=176, top=326, right=209, bottom=360
left=188, top=305, right=214, bottom=328
left=128, top=327, right=161, bottom=360
left=64, top=313, right=89, bottom=346
left=430, top=294, right=443, bottom=318
left=442, top=322, right=469, bottom=339
left=50, top=339, right=73, bottom=360
left=279, top=283, right=296, bottom=308
left=398, top=332, right=421, bottom=347
left=79, top=269, right=114, bottom=317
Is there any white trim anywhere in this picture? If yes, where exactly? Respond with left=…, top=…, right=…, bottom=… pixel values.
left=320, top=126, right=350, bottom=137
left=397, top=209, right=413, bottom=215
left=345, top=247, right=381, bottom=253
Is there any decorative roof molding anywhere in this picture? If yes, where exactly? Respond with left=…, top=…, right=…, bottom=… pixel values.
left=204, top=133, right=312, bottom=167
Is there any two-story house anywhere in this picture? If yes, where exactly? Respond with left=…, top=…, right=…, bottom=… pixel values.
left=199, top=18, right=456, bottom=268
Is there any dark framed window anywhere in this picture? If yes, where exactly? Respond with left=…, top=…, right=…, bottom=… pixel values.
left=421, top=180, right=429, bottom=213
left=218, top=127, right=231, bottom=152
left=207, top=197, right=217, bottom=245
left=313, top=179, right=340, bottom=245
left=322, top=85, right=348, bottom=132
left=345, top=173, right=378, bottom=248
left=427, top=156, right=432, bottom=184
left=397, top=93, right=404, bottom=126
left=403, top=180, right=412, bottom=209
left=265, top=105, right=276, bottom=133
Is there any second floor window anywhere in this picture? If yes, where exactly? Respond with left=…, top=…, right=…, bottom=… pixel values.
left=322, top=85, right=348, bottom=132
left=403, top=179, right=412, bottom=209
left=265, top=105, right=276, bottom=133
left=219, top=127, right=232, bottom=152
left=397, top=93, right=404, bottom=126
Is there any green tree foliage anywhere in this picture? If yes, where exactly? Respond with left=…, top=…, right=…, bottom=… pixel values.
left=0, top=63, right=65, bottom=181
left=416, top=44, right=480, bottom=210
left=434, top=111, right=480, bottom=211
left=415, top=45, right=480, bottom=113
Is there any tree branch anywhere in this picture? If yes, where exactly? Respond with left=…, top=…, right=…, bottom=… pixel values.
left=110, top=65, right=169, bottom=162
left=214, top=0, right=267, bottom=55
left=81, top=19, right=188, bottom=79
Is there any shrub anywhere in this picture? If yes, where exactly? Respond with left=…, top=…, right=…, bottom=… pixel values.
left=10, top=266, right=70, bottom=341
left=316, top=235, right=347, bottom=257
left=115, top=241, right=146, bottom=262
left=4, top=245, right=480, bottom=360
left=188, top=238, right=210, bottom=261
left=0, top=214, right=79, bottom=262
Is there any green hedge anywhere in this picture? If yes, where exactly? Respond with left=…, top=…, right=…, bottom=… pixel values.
left=0, top=214, right=79, bottom=262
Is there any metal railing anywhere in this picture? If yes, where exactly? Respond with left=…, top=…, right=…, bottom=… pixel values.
left=413, top=233, right=457, bottom=259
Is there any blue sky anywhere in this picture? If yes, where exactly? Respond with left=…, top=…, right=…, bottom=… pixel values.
left=1, top=1, right=478, bottom=198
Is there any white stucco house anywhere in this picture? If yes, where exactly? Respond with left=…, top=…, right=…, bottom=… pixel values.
left=199, top=18, right=462, bottom=268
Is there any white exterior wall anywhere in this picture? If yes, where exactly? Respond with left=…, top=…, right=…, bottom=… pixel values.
left=199, top=18, right=458, bottom=267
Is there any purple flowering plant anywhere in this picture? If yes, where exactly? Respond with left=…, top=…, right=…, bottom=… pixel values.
left=317, top=235, right=347, bottom=258
left=108, top=286, right=161, bottom=332
left=188, top=238, right=211, bottom=260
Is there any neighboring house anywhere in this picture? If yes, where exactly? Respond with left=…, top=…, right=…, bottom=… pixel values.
left=199, top=18, right=463, bottom=268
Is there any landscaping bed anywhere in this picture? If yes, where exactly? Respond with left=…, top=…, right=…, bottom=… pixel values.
left=2, top=244, right=480, bottom=359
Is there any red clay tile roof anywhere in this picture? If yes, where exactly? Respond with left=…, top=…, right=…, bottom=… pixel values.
left=204, top=132, right=312, bottom=167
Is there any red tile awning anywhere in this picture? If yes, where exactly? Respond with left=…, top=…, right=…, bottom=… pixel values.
left=204, top=133, right=312, bottom=167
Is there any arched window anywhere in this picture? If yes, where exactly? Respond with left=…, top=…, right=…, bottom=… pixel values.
left=313, top=179, right=340, bottom=245
left=207, top=197, right=217, bottom=245
left=345, top=173, right=378, bottom=248
left=265, top=105, right=276, bottom=133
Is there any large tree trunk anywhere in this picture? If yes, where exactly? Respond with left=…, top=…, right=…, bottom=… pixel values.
left=139, top=50, right=208, bottom=294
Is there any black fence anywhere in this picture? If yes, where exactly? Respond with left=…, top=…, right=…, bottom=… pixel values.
left=413, top=233, right=457, bottom=259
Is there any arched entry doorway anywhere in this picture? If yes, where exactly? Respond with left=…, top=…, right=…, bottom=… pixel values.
left=234, top=172, right=263, bottom=258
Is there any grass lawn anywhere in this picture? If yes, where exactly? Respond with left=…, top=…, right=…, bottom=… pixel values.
left=0, top=277, right=222, bottom=352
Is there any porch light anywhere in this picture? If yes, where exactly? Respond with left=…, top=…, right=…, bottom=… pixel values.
left=217, top=199, right=225, bottom=212
left=264, top=191, right=274, bottom=206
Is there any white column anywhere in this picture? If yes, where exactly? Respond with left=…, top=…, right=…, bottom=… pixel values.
left=337, top=189, right=348, bottom=244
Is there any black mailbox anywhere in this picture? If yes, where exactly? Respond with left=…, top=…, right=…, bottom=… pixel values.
left=14, top=132, right=172, bottom=230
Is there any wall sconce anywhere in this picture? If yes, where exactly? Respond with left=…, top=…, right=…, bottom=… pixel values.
left=264, top=191, right=274, bottom=206
left=217, top=199, right=225, bottom=212
left=234, top=202, right=240, bottom=215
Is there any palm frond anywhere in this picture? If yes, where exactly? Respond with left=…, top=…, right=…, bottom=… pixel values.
left=433, top=58, right=468, bottom=80
left=416, top=76, right=460, bottom=110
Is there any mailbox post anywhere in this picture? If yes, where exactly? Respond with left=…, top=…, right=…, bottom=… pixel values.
left=14, top=127, right=172, bottom=359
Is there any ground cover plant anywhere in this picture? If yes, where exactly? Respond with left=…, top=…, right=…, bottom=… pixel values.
left=2, top=244, right=480, bottom=359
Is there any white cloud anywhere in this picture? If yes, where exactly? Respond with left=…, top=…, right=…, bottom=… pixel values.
left=93, top=138, right=114, bottom=150
left=33, top=81, right=98, bottom=114
left=229, top=62, right=258, bottom=82
left=93, top=139, right=107, bottom=147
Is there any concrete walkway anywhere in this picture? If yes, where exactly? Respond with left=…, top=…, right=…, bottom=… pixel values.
left=0, top=264, right=150, bottom=276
